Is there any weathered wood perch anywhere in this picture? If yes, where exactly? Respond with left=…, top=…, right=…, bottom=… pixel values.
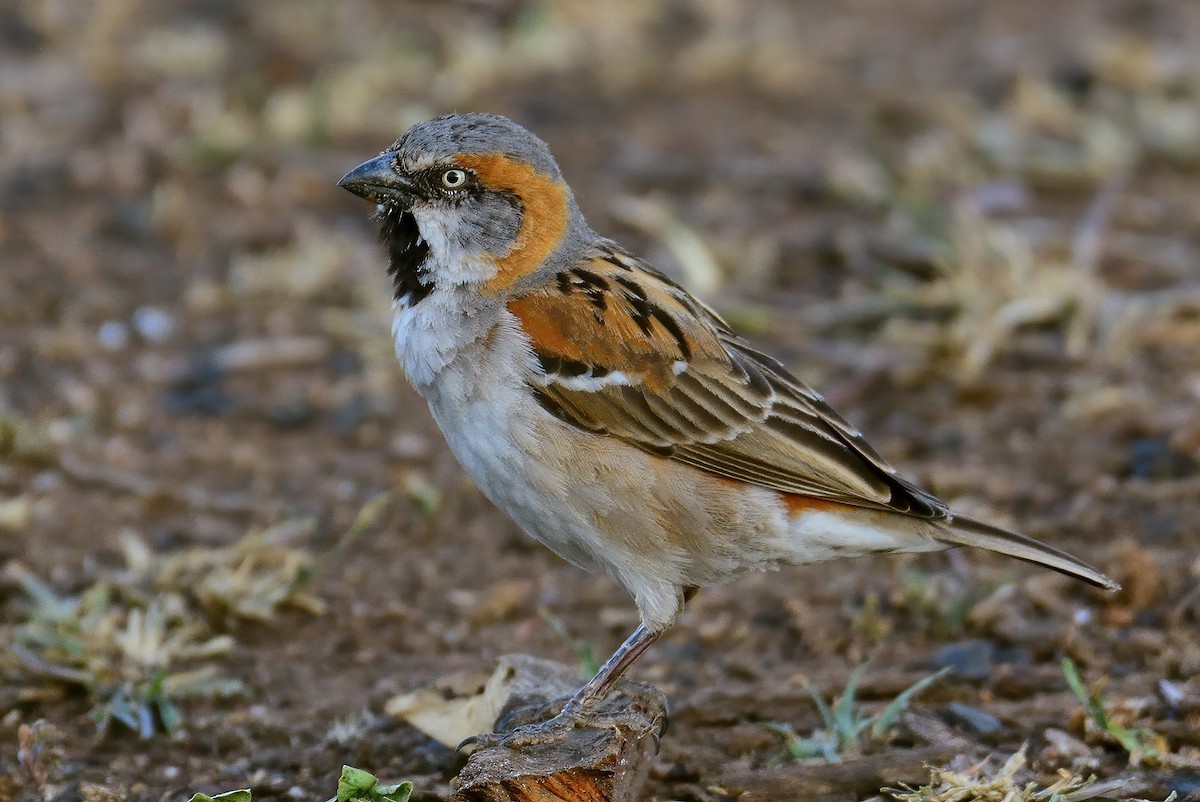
left=448, top=656, right=668, bottom=802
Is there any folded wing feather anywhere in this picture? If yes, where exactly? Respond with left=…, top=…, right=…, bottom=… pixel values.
left=508, top=242, right=948, bottom=518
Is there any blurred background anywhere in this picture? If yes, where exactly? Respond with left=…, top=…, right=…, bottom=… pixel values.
left=1, top=1, right=1199, bottom=800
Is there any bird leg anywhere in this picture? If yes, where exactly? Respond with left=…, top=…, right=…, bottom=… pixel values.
left=557, top=584, right=699, bottom=722
left=559, top=622, right=663, bottom=719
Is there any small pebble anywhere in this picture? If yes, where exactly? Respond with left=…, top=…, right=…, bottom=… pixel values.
left=333, top=396, right=368, bottom=433
left=162, top=357, right=234, bottom=417
left=942, top=701, right=1002, bottom=735
left=132, top=305, right=176, bottom=343
left=98, top=320, right=130, bottom=351
left=266, top=399, right=318, bottom=429
left=29, top=471, right=63, bottom=494
left=932, top=640, right=996, bottom=681
left=163, top=384, right=234, bottom=416
left=1041, top=727, right=1095, bottom=764
left=330, top=348, right=364, bottom=376
left=1129, top=437, right=1196, bottom=480
left=1157, top=678, right=1185, bottom=709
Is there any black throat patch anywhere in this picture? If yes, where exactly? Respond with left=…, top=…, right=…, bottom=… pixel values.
left=378, top=206, right=433, bottom=305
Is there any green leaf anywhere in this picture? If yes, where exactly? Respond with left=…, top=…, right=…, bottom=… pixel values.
left=12, top=564, right=71, bottom=616
left=760, top=722, right=840, bottom=763
left=803, top=681, right=836, bottom=732
left=1061, top=657, right=1091, bottom=707
left=1060, top=657, right=1160, bottom=763
left=869, top=667, right=951, bottom=740
left=337, top=766, right=377, bottom=801
left=334, top=766, right=413, bottom=802
left=157, top=696, right=183, bottom=734
left=189, top=791, right=252, bottom=802
left=831, top=662, right=869, bottom=752
left=376, top=782, right=413, bottom=802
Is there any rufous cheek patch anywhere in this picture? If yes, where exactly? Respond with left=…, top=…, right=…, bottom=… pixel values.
left=456, top=153, right=569, bottom=291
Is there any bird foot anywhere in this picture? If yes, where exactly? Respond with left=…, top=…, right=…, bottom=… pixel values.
left=457, top=698, right=635, bottom=755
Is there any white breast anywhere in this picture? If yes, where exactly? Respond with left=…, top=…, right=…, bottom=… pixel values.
left=392, top=287, right=606, bottom=563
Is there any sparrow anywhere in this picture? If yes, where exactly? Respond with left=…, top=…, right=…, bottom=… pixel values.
left=338, top=113, right=1117, bottom=742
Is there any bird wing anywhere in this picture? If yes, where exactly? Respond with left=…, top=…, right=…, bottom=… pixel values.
left=507, top=242, right=949, bottom=518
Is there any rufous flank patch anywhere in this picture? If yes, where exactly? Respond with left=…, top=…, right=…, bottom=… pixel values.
left=781, top=493, right=842, bottom=516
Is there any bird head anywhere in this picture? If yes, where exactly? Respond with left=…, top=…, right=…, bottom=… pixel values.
left=338, top=113, right=586, bottom=300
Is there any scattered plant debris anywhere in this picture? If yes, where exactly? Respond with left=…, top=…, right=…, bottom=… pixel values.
left=885, top=745, right=1127, bottom=802
left=5, top=563, right=242, bottom=738
left=2, top=516, right=333, bottom=737
left=129, top=519, right=326, bottom=623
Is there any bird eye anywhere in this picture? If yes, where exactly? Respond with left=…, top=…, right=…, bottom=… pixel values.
left=440, top=169, right=468, bottom=189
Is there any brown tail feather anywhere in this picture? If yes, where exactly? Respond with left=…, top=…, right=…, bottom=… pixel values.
left=937, top=514, right=1119, bottom=591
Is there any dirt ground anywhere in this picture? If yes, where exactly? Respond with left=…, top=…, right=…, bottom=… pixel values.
left=2, top=1, right=1200, bottom=800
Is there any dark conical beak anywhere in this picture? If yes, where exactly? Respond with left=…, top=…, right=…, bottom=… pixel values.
left=337, top=153, right=420, bottom=205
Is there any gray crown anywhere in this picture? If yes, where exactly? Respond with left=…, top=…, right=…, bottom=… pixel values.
left=390, top=113, right=562, bottom=178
